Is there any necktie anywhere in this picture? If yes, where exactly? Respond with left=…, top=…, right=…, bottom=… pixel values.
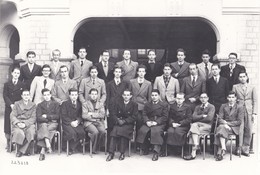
left=93, top=79, right=95, bottom=85
left=104, top=62, right=108, bottom=76
left=81, top=60, right=84, bottom=67
left=205, top=63, right=209, bottom=79
left=230, top=106, right=232, bottom=111
left=192, top=76, right=195, bottom=87
left=43, top=79, right=47, bottom=88
left=214, top=77, right=218, bottom=84
left=13, top=80, right=17, bottom=85
left=63, top=80, right=67, bottom=84
left=73, top=101, right=76, bottom=108
left=229, top=65, right=233, bottom=77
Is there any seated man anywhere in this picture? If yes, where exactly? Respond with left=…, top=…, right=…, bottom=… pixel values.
left=136, top=89, right=168, bottom=161
left=106, top=89, right=138, bottom=161
left=214, top=91, right=243, bottom=161
left=184, top=93, right=215, bottom=160
left=61, top=88, right=85, bottom=155
left=36, top=88, right=60, bottom=161
left=10, top=89, right=36, bottom=157
left=166, top=93, right=192, bottom=154
left=82, top=88, right=106, bottom=154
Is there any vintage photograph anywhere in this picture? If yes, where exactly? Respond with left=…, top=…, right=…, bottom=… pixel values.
left=0, top=0, right=259, bottom=175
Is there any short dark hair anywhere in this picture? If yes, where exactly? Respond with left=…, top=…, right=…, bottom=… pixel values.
left=177, top=48, right=186, bottom=55
left=189, top=63, right=197, bottom=69
left=22, top=89, right=30, bottom=94
left=60, top=65, right=69, bottom=71
left=211, top=63, right=220, bottom=69
left=42, top=64, right=51, bottom=71
left=113, top=65, right=123, bottom=72
left=89, top=65, right=98, bottom=73
left=41, top=88, right=51, bottom=95
left=123, top=89, right=132, bottom=95
left=151, top=89, right=160, bottom=95
left=101, top=50, right=109, bottom=55
left=163, top=63, right=172, bottom=69
left=202, top=49, right=211, bottom=56
left=228, top=91, right=237, bottom=97
left=176, top=92, right=185, bottom=97
left=89, top=88, right=98, bottom=94
left=137, top=64, right=147, bottom=72
left=11, top=66, right=20, bottom=73
left=69, top=88, right=78, bottom=95
left=26, top=51, right=36, bottom=57
left=229, top=52, right=238, bottom=58
left=238, top=71, right=249, bottom=83
left=147, top=49, right=156, bottom=55
left=78, top=47, right=87, bottom=52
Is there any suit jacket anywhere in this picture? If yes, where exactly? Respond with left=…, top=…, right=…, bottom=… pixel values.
left=192, top=103, right=215, bottom=124
left=169, top=102, right=192, bottom=127
left=232, top=84, right=257, bottom=115
left=206, top=76, right=229, bottom=113
left=36, top=100, right=60, bottom=124
left=30, top=76, right=55, bottom=105
left=144, top=61, right=163, bottom=84
left=220, top=63, right=246, bottom=90
left=51, top=78, right=77, bottom=104
left=153, top=75, right=180, bottom=104
left=78, top=77, right=106, bottom=104
left=19, top=63, right=42, bottom=90
left=218, top=103, right=243, bottom=135
left=49, top=61, right=64, bottom=81
left=197, top=62, right=213, bottom=80
left=181, top=75, right=206, bottom=104
left=170, top=61, right=190, bottom=86
left=129, top=78, right=152, bottom=110
left=69, top=59, right=93, bottom=85
left=116, top=60, right=138, bottom=82
left=60, top=99, right=82, bottom=126
left=82, top=100, right=105, bottom=128
left=96, top=61, right=115, bottom=83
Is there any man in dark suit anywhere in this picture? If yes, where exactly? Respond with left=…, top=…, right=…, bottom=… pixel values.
left=96, top=50, right=115, bottom=83
left=19, top=51, right=42, bottom=90
left=144, top=50, right=163, bottom=84
left=136, top=89, right=168, bottom=161
left=106, top=89, right=138, bottom=161
left=170, top=48, right=190, bottom=86
left=3, top=67, right=26, bottom=150
left=220, top=52, right=246, bottom=90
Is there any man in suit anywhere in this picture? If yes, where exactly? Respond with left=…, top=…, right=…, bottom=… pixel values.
left=10, top=89, right=36, bottom=157
left=181, top=63, right=206, bottom=111
left=106, top=89, right=138, bottom=161
left=96, top=50, right=115, bottom=83
left=19, top=51, right=42, bottom=90
left=220, top=52, right=246, bottom=90
left=214, top=91, right=243, bottom=161
left=69, top=47, right=93, bottom=86
left=144, top=50, right=163, bottom=84
left=116, top=50, right=138, bottom=82
left=30, top=64, right=55, bottom=105
left=78, top=66, right=106, bottom=104
left=52, top=65, right=78, bottom=105
left=184, top=93, right=215, bottom=160
left=197, top=49, right=213, bottom=80
left=36, top=88, right=60, bottom=161
left=82, top=88, right=106, bottom=154
left=233, top=71, right=257, bottom=156
left=170, top=48, right=190, bottom=86
left=3, top=67, right=26, bottom=150
left=136, top=89, right=168, bottom=161
left=61, top=88, right=85, bottom=155
left=49, top=49, right=63, bottom=81
left=154, top=63, right=180, bottom=104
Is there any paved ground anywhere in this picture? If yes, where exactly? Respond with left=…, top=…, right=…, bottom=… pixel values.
left=0, top=117, right=259, bottom=175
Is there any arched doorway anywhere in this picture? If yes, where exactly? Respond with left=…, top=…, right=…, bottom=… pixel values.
left=73, top=17, right=218, bottom=64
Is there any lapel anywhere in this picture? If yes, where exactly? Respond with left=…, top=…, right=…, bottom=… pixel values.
left=75, top=59, right=82, bottom=70
left=24, top=64, right=32, bottom=75
left=31, top=64, right=39, bottom=75
left=159, top=76, right=166, bottom=88
left=172, top=62, right=180, bottom=72
left=229, top=103, right=237, bottom=116
left=59, top=80, right=68, bottom=94
left=178, top=61, right=189, bottom=75
left=97, top=62, right=106, bottom=77
left=18, top=100, right=35, bottom=112
left=187, top=76, right=193, bottom=87
left=86, top=100, right=95, bottom=111
left=194, top=76, right=202, bottom=87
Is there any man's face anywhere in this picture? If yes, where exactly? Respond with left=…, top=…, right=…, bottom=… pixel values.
left=202, top=54, right=210, bottom=63
left=123, top=50, right=131, bottom=60
left=78, top=48, right=87, bottom=59
left=176, top=94, right=185, bottom=105
left=227, top=94, right=237, bottom=104
left=43, top=91, right=51, bottom=101
left=238, top=73, right=248, bottom=84
left=148, top=51, right=156, bottom=61
left=90, top=68, right=98, bottom=79
left=200, top=94, right=209, bottom=104
left=12, top=69, right=20, bottom=79
left=189, top=65, right=198, bottom=76
left=90, top=91, right=98, bottom=101
left=137, top=68, right=146, bottom=78
left=42, top=67, right=51, bottom=78
left=163, top=66, right=172, bottom=76
left=60, top=67, right=69, bottom=79
left=122, top=91, right=132, bottom=102
left=69, top=91, right=78, bottom=102
left=52, top=51, right=61, bottom=62
left=151, top=92, right=160, bottom=102
left=102, top=52, right=110, bottom=62
left=21, top=91, right=30, bottom=101
left=177, top=51, right=185, bottom=62
left=27, top=54, right=36, bottom=64
left=211, top=65, right=220, bottom=76
left=114, top=68, right=122, bottom=78
left=229, top=54, right=237, bottom=64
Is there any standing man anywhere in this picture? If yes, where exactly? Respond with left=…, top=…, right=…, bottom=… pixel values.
left=69, top=47, right=93, bottom=86
left=19, top=51, right=42, bottom=90
left=144, top=50, right=163, bottom=84
left=49, top=49, right=63, bottom=81
left=154, top=63, right=180, bottom=104
left=10, top=89, right=36, bottom=157
left=106, top=89, right=138, bottom=161
left=233, top=71, right=257, bottom=156
left=220, top=52, right=246, bottom=90
left=197, top=49, right=213, bottom=81
left=30, top=64, right=55, bottom=105
left=116, top=50, right=138, bottom=82
left=136, top=89, right=168, bottom=161
left=96, top=50, right=115, bottom=83
left=3, top=67, right=26, bottom=150
left=170, top=48, right=190, bottom=86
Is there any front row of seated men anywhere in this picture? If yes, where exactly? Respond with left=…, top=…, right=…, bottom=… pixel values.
left=10, top=87, right=243, bottom=162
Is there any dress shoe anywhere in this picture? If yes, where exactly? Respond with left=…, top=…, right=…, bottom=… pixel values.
left=119, top=153, right=125, bottom=160
left=242, top=152, right=250, bottom=157
left=141, top=149, right=149, bottom=155
left=39, top=154, right=45, bottom=161
left=215, top=154, right=223, bottom=161
left=106, top=153, right=114, bottom=162
left=159, top=152, right=167, bottom=157
left=183, top=155, right=196, bottom=161
left=46, top=147, right=52, bottom=154
left=221, top=149, right=226, bottom=156
left=16, top=152, right=23, bottom=157
left=152, top=153, right=159, bottom=161
left=235, top=147, right=241, bottom=156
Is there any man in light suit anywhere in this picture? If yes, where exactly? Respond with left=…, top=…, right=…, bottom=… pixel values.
left=170, top=48, right=190, bottom=87
left=233, top=71, right=257, bottom=156
left=78, top=66, right=106, bottom=104
left=69, top=47, right=93, bottom=86
left=52, top=65, right=78, bottom=105
left=19, top=51, right=42, bottom=90
left=116, top=50, right=138, bottom=82
left=154, top=63, right=180, bottom=104
left=30, top=64, right=55, bottom=105
left=49, top=49, right=63, bottom=81
left=197, top=49, right=213, bottom=81
left=220, top=52, right=246, bottom=90
left=214, top=91, right=243, bottom=161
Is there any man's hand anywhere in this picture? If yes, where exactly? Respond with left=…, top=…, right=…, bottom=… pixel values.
left=174, top=73, right=179, bottom=77
left=118, top=119, right=125, bottom=126
left=224, top=124, right=231, bottom=130
left=189, top=98, right=196, bottom=103
left=202, top=114, right=207, bottom=118
left=152, top=121, right=158, bottom=126
left=10, top=104, right=14, bottom=110
left=42, top=114, right=47, bottom=118
left=252, top=114, right=257, bottom=123
left=17, top=122, right=26, bottom=129
left=71, top=120, right=79, bottom=127
left=172, top=123, right=181, bottom=128
left=146, top=121, right=153, bottom=127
